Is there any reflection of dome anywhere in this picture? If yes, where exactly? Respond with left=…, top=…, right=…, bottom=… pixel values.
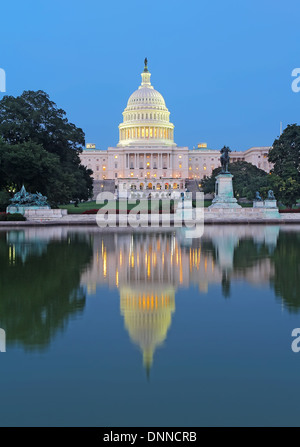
left=118, top=60, right=175, bottom=147
left=120, top=286, right=175, bottom=375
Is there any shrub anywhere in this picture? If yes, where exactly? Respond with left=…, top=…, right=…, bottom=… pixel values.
left=0, top=212, right=26, bottom=221
left=279, top=209, right=300, bottom=213
left=0, top=191, right=11, bottom=212
left=7, top=213, right=26, bottom=221
left=82, top=209, right=98, bottom=214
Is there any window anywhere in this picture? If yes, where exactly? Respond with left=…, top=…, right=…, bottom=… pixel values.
left=115, top=173, right=117, bottom=178
left=115, top=163, right=118, bottom=168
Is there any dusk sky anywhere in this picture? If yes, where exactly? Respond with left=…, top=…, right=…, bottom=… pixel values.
left=1, top=0, right=299, bottom=151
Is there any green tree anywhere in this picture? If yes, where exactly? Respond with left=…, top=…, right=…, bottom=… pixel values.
left=0, top=231, right=93, bottom=349
left=270, top=232, right=300, bottom=313
left=0, top=90, right=93, bottom=204
left=202, top=160, right=269, bottom=200
left=268, top=124, right=300, bottom=207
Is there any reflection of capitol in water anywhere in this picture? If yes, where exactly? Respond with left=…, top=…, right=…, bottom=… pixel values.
left=80, top=225, right=281, bottom=371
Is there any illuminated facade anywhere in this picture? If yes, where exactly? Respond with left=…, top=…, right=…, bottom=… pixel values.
left=80, top=61, right=272, bottom=193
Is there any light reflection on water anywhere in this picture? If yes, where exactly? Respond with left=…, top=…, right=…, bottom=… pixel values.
left=0, top=225, right=300, bottom=426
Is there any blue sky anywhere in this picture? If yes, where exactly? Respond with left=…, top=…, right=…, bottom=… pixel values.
left=0, top=0, right=299, bottom=151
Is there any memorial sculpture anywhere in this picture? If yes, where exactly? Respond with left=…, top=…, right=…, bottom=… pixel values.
left=9, top=185, right=49, bottom=208
left=267, top=190, right=276, bottom=200
left=255, top=191, right=263, bottom=201
left=209, top=146, right=241, bottom=209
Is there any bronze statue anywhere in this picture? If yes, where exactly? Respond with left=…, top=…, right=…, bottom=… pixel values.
left=267, top=190, right=276, bottom=200
left=144, top=57, right=148, bottom=72
left=10, top=185, right=49, bottom=207
left=220, top=146, right=231, bottom=173
left=255, top=191, right=263, bottom=201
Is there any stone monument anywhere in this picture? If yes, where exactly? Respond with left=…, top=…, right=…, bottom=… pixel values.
left=7, top=185, right=67, bottom=220
left=253, top=190, right=279, bottom=218
left=7, top=185, right=50, bottom=214
left=209, top=146, right=241, bottom=209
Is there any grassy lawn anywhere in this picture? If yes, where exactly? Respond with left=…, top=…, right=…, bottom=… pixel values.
left=59, top=199, right=258, bottom=214
left=59, top=201, right=99, bottom=214
left=60, top=200, right=168, bottom=214
left=60, top=198, right=277, bottom=214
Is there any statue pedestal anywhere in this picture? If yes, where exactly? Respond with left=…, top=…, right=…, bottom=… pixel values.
left=253, top=201, right=264, bottom=208
left=264, top=199, right=277, bottom=209
left=7, top=205, right=50, bottom=215
left=252, top=199, right=279, bottom=218
left=209, top=173, right=241, bottom=209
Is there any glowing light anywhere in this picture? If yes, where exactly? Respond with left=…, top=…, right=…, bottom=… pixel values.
left=103, top=249, right=107, bottom=277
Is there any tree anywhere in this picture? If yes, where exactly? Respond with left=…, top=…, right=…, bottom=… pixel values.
left=202, top=161, right=269, bottom=200
left=260, top=174, right=299, bottom=208
left=0, top=232, right=93, bottom=349
left=268, top=124, right=300, bottom=207
left=0, top=90, right=93, bottom=204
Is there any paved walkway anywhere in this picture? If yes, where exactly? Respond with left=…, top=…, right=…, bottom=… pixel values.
left=0, top=212, right=300, bottom=226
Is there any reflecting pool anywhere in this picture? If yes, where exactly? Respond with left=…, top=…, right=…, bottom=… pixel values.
left=0, top=225, right=300, bottom=426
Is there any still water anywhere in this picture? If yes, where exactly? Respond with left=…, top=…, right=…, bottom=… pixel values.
left=0, top=225, right=300, bottom=427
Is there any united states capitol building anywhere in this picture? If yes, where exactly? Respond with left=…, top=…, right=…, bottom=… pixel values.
left=80, top=60, right=272, bottom=198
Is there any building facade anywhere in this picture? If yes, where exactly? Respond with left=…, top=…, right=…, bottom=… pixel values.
left=80, top=61, right=272, bottom=195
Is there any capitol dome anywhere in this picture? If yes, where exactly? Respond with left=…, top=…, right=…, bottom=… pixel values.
left=118, top=59, right=175, bottom=147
